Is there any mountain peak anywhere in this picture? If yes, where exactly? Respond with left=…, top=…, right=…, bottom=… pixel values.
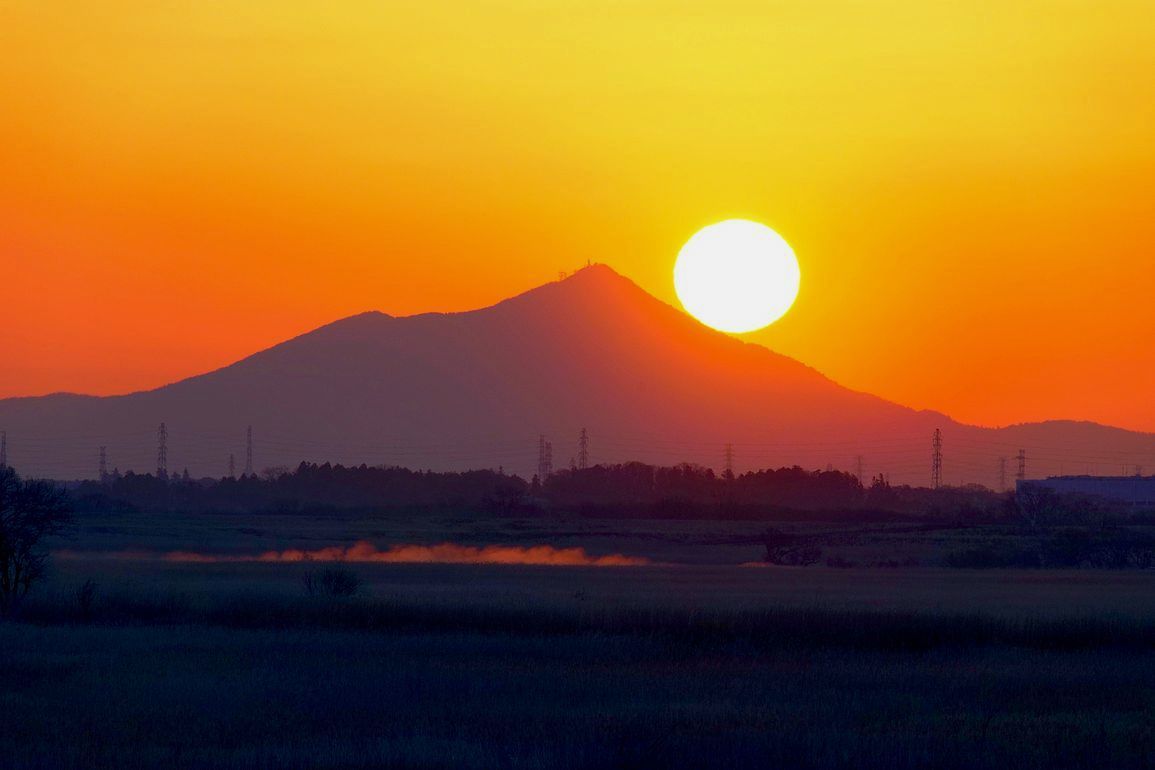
left=498, top=262, right=645, bottom=304
left=4, top=264, right=1153, bottom=482
left=484, top=262, right=674, bottom=326
left=561, top=262, right=626, bottom=284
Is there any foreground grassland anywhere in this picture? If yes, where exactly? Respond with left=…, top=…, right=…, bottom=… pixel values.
left=4, top=555, right=1155, bottom=770
left=4, top=511, right=1152, bottom=768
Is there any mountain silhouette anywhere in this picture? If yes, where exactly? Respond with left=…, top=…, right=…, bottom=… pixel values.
left=3, top=264, right=1154, bottom=484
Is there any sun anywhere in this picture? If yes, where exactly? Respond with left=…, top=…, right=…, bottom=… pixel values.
left=673, top=219, right=801, bottom=333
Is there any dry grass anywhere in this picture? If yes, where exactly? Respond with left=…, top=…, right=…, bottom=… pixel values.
left=2, top=610, right=1153, bottom=769
left=9, top=511, right=1152, bottom=769
left=0, top=560, right=1153, bottom=769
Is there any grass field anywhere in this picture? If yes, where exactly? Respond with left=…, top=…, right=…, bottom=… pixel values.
left=54, top=506, right=1155, bottom=566
left=2, top=510, right=1153, bottom=768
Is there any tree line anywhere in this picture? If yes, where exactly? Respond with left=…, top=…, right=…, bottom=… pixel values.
left=69, top=460, right=1010, bottom=520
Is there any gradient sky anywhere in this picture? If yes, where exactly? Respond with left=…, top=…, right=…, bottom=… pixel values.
left=3, top=1, right=1154, bottom=431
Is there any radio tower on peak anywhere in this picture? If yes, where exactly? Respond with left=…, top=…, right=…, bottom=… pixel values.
left=156, top=423, right=168, bottom=480
left=998, top=457, right=1007, bottom=491
left=723, top=443, right=734, bottom=480
left=99, top=446, right=108, bottom=483
left=228, top=454, right=236, bottom=480
left=0, top=431, right=6, bottom=469
left=1016, top=449, right=1027, bottom=482
left=244, top=426, right=254, bottom=477
left=577, top=428, right=589, bottom=470
left=931, top=429, right=943, bottom=489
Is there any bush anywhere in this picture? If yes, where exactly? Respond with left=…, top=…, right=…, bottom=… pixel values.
left=766, top=544, right=823, bottom=566
left=762, top=528, right=822, bottom=566
left=943, top=528, right=1155, bottom=569
left=943, top=545, right=1034, bottom=569
left=303, top=567, right=361, bottom=597
left=74, top=579, right=98, bottom=622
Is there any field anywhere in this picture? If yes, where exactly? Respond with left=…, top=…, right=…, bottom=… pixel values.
left=3, top=509, right=1154, bottom=768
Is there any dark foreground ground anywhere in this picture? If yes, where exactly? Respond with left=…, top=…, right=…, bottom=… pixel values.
left=2, top=510, right=1153, bottom=769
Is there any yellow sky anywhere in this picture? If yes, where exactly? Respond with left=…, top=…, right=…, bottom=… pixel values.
left=2, top=1, right=1154, bottom=430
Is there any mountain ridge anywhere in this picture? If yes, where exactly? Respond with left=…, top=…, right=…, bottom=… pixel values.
left=2, top=264, right=1152, bottom=483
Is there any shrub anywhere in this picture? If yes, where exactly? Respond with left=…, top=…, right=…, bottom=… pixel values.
left=762, top=528, right=822, bottom=566
left=766, top=544, right=822, bottom=566
left=825, top=555, right=857, bottom=568
left=943, top=545, right=1029, bottom=569
left=943, top=528, right=1155, bottom=569
left=303, top=567, right=361, bottom=597
left=75, top=579, right=98, bottom=622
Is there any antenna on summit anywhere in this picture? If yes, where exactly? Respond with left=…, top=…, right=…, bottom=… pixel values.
left=0, top=431, right=6, bottom=469
left=99, top=446, right=108, bottom=483
left=578, top=428, right=590, bottom=470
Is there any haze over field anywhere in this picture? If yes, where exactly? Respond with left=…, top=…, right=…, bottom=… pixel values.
left=3, top=266, right=1152, bottom=483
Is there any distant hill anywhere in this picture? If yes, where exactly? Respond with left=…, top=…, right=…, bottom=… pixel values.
left=3, top=265, right=1154, bottom=484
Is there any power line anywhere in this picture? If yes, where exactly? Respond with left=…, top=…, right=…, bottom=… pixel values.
left=931, top=428, right=943, bottom=489
left=8, top=418, right=1155, bottom=485
left=537, top=435, right=553, bottom=480
left=244, top=425, right=254, bottom=477
left=156, top=423, right=168, bottom=480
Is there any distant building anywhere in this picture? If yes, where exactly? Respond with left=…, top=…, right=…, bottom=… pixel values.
left=1017, top=476, right=1155, bottom=508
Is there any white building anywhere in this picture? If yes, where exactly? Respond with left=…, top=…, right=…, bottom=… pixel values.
left=1017, top=476, right=1155, bottom=508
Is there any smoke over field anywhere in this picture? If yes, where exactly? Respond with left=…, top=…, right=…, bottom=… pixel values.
left=58, top=541, right=652, bottom=567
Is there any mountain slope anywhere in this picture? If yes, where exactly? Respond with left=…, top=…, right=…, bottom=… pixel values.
left=2, top=265, right=1153, bottom=484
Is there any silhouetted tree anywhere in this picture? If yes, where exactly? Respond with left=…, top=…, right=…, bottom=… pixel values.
left=1015, top=484, right=1121, bottom=529
left=68, top=459, right=1004, bottom=520
left=0, top=467, right=71, bottom=616
left=261, top=465, right=291, bottom=482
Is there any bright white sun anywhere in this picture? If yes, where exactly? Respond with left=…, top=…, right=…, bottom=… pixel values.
left=673, top=219, right=801, bottom=333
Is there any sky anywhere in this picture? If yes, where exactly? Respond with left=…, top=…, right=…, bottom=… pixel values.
left=2, top=1, right=1154, bottom=432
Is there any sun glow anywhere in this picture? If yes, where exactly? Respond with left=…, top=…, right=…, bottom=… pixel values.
left=674, top=220, right=801, bottom=334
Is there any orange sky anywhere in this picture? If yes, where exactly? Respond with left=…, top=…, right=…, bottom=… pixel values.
left=2, top=1, right=1154, bottom=431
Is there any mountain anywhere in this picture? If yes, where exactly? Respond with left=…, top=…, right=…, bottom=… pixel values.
left=2, top=264, right=1154, bottom=485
